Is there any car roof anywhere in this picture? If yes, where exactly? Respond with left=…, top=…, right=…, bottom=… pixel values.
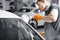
left=0, top=10, right=21, bottom=18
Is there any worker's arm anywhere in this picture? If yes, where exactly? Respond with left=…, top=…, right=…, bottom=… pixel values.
left=42, top=9, right=58, bottom=23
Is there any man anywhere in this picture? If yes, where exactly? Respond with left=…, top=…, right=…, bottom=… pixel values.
left=33, top=0, right=60, bottom=40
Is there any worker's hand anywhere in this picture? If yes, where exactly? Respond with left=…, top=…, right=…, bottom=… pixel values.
left=33, top=14, right=42, bottom=21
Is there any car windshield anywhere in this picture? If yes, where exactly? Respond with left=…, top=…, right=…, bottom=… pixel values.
left=0, top=18, right=44, bottom=40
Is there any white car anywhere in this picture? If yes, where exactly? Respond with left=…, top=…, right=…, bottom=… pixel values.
left=0, top=10, right=45, bottom=40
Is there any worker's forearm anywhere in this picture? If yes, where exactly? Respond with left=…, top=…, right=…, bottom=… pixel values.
left=33, top=13, right=57, bottom=22
left=42, top=16, right=55, bottom=22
